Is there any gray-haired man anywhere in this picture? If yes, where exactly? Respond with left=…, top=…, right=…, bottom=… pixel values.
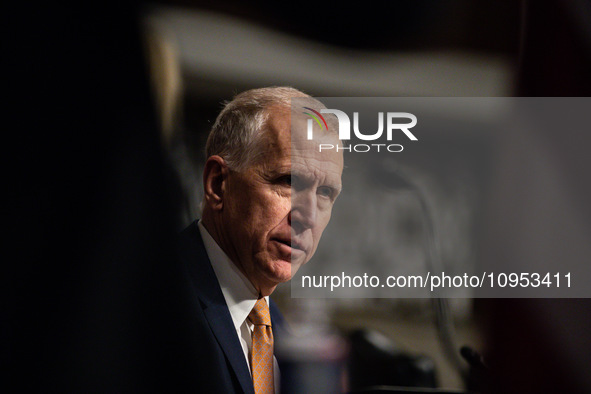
left=178, top=87, right=343, bottom=393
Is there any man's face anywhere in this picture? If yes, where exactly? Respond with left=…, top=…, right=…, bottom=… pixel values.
left=219, top=106, right=343, bottom=295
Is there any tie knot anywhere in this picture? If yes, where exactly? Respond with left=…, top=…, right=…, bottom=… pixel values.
left=248, top=298, right=272, bottom=327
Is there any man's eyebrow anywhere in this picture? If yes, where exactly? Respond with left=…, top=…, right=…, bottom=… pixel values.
left=268, top=167, right=291, bottom=177
left=290, top=168, right=341, bottom=183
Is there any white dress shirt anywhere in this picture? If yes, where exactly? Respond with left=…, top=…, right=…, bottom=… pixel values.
left=198, top=221, right=280, bottom=393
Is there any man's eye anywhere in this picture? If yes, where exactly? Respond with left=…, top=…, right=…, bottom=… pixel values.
left=317, top=186, right=333, bottom=199
left=278, top=175, right=291, bottom=186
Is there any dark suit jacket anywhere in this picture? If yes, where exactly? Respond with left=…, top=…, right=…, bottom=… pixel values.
left=178, top=220, right=285, bottom=394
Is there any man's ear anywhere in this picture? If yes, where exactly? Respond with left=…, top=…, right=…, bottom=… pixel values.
left=202, top=155, right=228, bottom=211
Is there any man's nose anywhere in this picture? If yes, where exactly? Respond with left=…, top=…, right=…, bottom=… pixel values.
left=290, top=190, right=317, bottom=230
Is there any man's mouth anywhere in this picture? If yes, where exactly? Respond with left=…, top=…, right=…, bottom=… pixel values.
left=290, top=239, right=304, bottom=251
left=271, top=237, right=304, bottom=252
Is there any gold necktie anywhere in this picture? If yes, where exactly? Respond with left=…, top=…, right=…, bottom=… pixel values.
left=248, top=298, right=274, bottom=394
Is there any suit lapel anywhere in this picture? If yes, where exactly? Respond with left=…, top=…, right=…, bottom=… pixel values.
left=181, top=222, right=255, bottom=394
left=203, top=303, right=254, bottom=394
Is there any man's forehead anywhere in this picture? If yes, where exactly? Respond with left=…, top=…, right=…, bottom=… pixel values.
left=265, top=102, right=336, bottom=138
left=291, top=135, right=343, bottom=185
left=291, top=159, right=343, bottom=190
left=264, top=103, right=344, bottom=169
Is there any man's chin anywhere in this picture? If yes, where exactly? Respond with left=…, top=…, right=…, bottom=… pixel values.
left=264, top=258, right=297, bottom=285
left=258, top=250, right=307, bottom=286
left=283, top=261, right=308, bottom=285
left=257, top=258, right=305, bottom=295
left=274, top=258, right=296, bottom=280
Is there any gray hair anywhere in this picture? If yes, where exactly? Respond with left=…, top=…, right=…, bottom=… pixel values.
left=205, top=86, right=311, bottom=171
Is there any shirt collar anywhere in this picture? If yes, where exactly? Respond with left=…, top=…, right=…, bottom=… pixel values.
left=197, top=220, right=268, bottom=332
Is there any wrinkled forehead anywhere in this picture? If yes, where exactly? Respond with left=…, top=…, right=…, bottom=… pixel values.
left=290, top=100, right=339, bottom=137
left=265, top=103, right=341, bottom=147
left=290, top=127, right=341, bottom=154
left=290, top=104, right=340, bottom=146
left=264, top=101, right=344, bottom=172
left=289, top=112, right=344, bottom=184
